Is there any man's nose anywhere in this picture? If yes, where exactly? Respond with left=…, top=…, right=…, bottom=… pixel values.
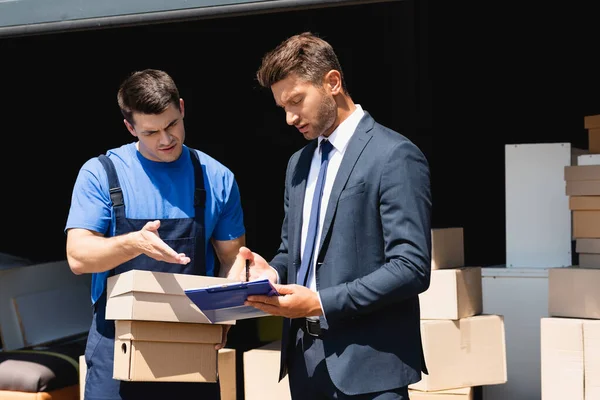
left=159, top=130, right=172, bottom=144
left=286, top=111, right=299, bottom=126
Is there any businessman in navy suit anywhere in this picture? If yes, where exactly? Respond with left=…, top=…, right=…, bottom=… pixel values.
left=235, top=32, right=432, bottom=399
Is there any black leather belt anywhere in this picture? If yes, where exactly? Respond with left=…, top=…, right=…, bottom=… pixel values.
left=302, top=318, right=323, bottom=338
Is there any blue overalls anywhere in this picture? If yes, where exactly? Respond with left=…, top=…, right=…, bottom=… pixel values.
left=83, top=150, right=221, bottom=400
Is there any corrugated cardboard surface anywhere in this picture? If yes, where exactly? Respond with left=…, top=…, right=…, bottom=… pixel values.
left=409, top=315, right=507, bottom=392
left=584, top=114, right=600, bottom=130
left=218, top=348, right=236, bottom=400
left=540, top=317, right=600, bottom=400
left=573, top=211, right=600, bottom=238
left=576, top=238, right=600, bottom=253
left=565, top=165, right=600, bottom=181
left=244, top=340, right=290, bottom=400
left=419, top=267, right=482, bottom=320
left=589, top=127, right=600, bottom=154
left=409, top=387, right=473, bottom=400
left=570, top=196, right=600, bottom=211
left=431, top=228, right=464, bottom=270
left=113, top=320, right=222, bottom=382
left=549, top=267, right=600, bottom=319
left=578, top=253, right=600, bottom=268
left=106, top=269, right=236, bottom=324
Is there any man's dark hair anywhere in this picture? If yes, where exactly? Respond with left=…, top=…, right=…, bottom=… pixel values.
left=117, top=69, right=180, bottom=126
left=256, top=32, right=348, bottom=93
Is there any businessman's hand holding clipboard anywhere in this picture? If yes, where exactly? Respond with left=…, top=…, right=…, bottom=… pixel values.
left=184, top=279, right=279, bottom=311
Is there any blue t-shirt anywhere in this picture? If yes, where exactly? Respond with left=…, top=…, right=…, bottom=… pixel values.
left=65, top=143, right=245, bottom=304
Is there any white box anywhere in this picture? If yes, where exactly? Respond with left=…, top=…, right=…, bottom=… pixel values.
left=505, top=143, right=572, bottom=268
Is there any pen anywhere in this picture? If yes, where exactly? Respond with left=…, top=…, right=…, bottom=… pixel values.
left=245, top=259, right=250, bottom=282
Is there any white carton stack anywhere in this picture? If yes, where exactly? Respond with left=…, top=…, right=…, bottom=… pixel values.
left=409, top=228, right=507, bottom=399
left=542, top=267, right=600, bottom=400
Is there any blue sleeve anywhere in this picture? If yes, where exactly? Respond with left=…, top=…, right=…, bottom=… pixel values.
left=212, top=176, right=245, bottom=241
left=65, top=158, right=112, bottom=236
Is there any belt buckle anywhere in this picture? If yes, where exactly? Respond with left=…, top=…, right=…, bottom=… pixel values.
left=305, top=319, right=321, bottom=337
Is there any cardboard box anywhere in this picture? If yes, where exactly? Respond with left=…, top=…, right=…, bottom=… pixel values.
left=218, top=348, right=236, bottom=400
left=565, top=165, right=600, bottom=181
left=573, top=211, right=600, bottom=238
left=113, top=320, right=222, bottom=382
left=409, top=315, right=507, bottom=392
left=590, top=128, right=600, bottom=154
left=579, top=253, right=600, bottom=268
left=419, top=267, right=482, bottom=320
left=541, top=317, right=600, bottom=400
left=584, top=114, right=600, bottom=130
left=549, top=267, right=600, bottom=319
left=106, top=269, right=236, bottom=324
left=570, top=196, right=600, bottom=211
left=409, top=387, right=473, bottom=400
left=244, top=340, right=290, bottom=400
left=566, top=180, right=600, bottom=196
left=431, top=228, right=464, bottom=270
left=577, top=238, right=600, bottom=253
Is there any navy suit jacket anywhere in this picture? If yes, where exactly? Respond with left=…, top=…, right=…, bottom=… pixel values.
left=270, top=111, right=432, bottom=395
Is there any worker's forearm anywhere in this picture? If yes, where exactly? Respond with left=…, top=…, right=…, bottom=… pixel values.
left=67, top=232, right=142, bottom=274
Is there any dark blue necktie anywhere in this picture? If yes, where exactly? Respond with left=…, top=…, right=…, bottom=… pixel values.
left=297, top=139, right=334, bottom=286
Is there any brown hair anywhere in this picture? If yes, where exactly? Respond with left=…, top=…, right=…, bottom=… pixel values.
left=117, top=69, right=180, bottom=125
left=256, top=32, right=348, bottom=93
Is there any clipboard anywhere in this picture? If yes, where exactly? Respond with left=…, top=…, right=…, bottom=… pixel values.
left=184, top=279, right=279, bottom=323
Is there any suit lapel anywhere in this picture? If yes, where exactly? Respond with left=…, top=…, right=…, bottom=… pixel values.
left=317, top=113, right=375, bottom=258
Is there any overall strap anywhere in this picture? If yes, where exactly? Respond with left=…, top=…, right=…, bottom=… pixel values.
left=189, top=149, right=207, bottom=275
left=97, top=154, right=126, bottom=221
left=189, top=149, right=206, bottom=208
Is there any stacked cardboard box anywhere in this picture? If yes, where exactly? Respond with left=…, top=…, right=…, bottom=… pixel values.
left=565, top=177, right=600, bottom=264
left=243, top=228, right=507, bottom=399
left=409, top=228, right=507, bottom=398
left=564, top=117, right=600, bottom=267
left=542, top=267, right=600, bottom=400
left=105, top=269, right=237, bottom=383
left=577, top=115, right=600, bottom=166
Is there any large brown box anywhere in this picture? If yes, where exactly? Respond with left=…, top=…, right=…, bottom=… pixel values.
left=113, top=320, right=222, bottom=382
left=82, top=347, right=237, bottom=397
left=541, top=317, right=600, bottom=400
left=419, top=267, right=482, bottom=320
left=409, top=315, right=507, bottom=392
left=548, top=267, right=600, bottom=319
left=106, top=269, right=237, bottom=324
left=431, top=228, right=464, bottom=270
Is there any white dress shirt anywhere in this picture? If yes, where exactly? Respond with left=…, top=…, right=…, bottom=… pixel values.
left=301, top=104, right=365, bottom=293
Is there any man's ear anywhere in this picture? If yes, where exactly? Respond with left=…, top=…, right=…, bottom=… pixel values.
left=324, top=70, right=342, bottom=95
left=179, top=98, right=185, bottom=118
left=124, top=119, right=136, bottom=137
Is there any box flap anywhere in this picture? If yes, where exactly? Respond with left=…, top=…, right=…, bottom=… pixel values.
left=116, top=320, right=222, bottom=344
left=108, top=269, right=236, bottom=297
